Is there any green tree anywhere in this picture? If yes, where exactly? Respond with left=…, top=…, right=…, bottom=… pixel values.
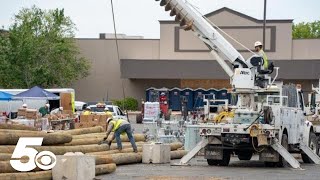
left=292, top=20, right=320, bottom=39
left=0, top=6, right=90, bottom=88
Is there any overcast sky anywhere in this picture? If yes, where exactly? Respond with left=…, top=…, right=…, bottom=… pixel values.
left=1, top=0, right=319, bottom=39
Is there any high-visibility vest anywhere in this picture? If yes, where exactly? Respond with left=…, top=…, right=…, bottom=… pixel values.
left=106, top=111, right=113, bottom=117
left=110, top=119, right=124, bottom=132
left=82, top=110, right=91, bottom=115
left=259, top=49, right=269, bottom=69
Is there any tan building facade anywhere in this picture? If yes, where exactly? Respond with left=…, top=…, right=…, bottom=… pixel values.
left=72, top=7, right=320, bottom=102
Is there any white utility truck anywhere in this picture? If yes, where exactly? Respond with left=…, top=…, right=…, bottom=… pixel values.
left=155, top=0, right=320, bottom=169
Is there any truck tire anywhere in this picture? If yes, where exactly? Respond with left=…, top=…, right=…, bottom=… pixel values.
left=207, top=150, right=231, bottom=166
left=277, top=134, right=289, bottom=167
left=238, top=151, right=253, bottom=160
left=301, top=132, right=319, bottom=163
left=207, top=159, right=219, bottom=166
left=136, top=114, right=143, bottom=124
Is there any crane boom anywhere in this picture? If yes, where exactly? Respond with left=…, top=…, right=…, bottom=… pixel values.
left=155, top=0, right=277, bottom=90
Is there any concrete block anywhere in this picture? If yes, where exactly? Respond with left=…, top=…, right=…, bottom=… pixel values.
left=53, top=155, right=95, bottom=180
left=142, top=143, right=170, bottom=164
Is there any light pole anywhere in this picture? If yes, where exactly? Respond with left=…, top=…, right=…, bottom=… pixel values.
left=263, top=0, right=267, bottom=49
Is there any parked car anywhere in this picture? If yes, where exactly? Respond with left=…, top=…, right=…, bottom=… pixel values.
left=75, top=101, right=88, bottom=112
left=87, top=104, right=128, bottom=120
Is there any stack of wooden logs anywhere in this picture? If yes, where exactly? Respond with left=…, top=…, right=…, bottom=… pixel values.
left=0, top=125, right=187, bottom=179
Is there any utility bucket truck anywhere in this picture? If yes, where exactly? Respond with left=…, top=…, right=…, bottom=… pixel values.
left=154, top=0, right=320, bottom=169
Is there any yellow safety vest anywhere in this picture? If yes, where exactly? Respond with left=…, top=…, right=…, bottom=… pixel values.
left=106, top=111, right=113, bottom=117
left=110, top=119, right=124, bottom=132
left=259, top=49, right=269, bottom=69
left=82, top=110, right=91, bottom=115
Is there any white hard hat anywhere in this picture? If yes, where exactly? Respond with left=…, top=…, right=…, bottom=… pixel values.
left=22, top=104, right=27, bottom=107
left=59, top=107, right=63, bottom=110
left=254, top=41, right=263, bottom=47
left=45, top=103, right=50, bottom=107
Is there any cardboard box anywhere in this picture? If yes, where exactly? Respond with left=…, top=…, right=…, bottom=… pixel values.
left=11, top=119, right=35, bottom=127
left=26, top=109, right=38, bottom=119
left=75, top=123, right=86, bottom=129
left=17, top=108, right=27, bottom=116
left=62, top=110, right=74, bottom=118
left=92, top=115, right=100, bottom=121
left=99, top=115, right=107, bottom=124
left=80, top=115, right=93, bottom=123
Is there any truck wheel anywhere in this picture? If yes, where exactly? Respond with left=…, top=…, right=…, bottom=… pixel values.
left=301, top=132, right=319, bottom=163
left=238, top=151, right=253, bottom=160
left=219, top=150, right=231, bottom=166
left=206, top=150, right=230, bottom=166
left=136, top=114, right=143, bottom=124
left=264, top=162, right=277, bottom=167
left=207, top=159, right=219, bottom=166
left=277, top=134, right=289, bottom=167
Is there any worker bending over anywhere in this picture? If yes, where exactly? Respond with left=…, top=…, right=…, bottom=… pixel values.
left=50, top=106, right=63, bottom=115
left=103, top=117, right=138, bottom=153
left=254, top=41, right=269, bottom=69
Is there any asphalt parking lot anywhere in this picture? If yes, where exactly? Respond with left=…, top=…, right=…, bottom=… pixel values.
left=98, top=115, right=320, bottom=180
left=99, top=155, right=320, bottom=180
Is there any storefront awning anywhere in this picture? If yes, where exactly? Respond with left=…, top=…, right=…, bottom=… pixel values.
left=120, top=59, right=320, bottom=80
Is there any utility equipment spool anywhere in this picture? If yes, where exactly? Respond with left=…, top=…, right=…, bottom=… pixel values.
left=249, top=124, right=259, bottom=137
left=257, top=133, right=268, bottom=147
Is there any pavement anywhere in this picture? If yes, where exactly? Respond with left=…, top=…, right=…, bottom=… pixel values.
left=97, top=114, right=320, bottom=180
left=98, top=156, right=320, bottom=180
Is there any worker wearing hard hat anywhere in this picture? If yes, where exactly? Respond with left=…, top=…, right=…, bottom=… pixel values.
left=22, top=104, right=27, bottom=109
left=39, top=103, right=50, bottom=117
left=50, top=106, right=63, bottom=115
left=254, top=41, right=269, bottom=69
left=82, top=107, right=92, bottom=115
left=103, top=116, right=138, bottom=153
left=104, top=107, right=113, bottom=118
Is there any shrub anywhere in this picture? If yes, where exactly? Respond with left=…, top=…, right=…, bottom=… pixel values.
left=112, top=97, right=138, bottom=111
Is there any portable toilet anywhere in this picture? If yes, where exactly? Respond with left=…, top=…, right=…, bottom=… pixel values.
left=169, top=87, right=181, bottom=111
left=149, top=88, right=160, bottom=102
left=193, top=88, right=206, bottom=108
left=216, top=89, right=228, bottom=105
left=208, top=88, right=218, bottom=100
left=181, top=88, right=194, bottom=111
left=145, top=87, right=155, bottom=102
left=217, top=89, right=228, bottom=99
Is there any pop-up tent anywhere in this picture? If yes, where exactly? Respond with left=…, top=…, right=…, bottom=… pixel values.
left=0, top=91, right=13, bottom=101
left=13, top=86, right=60, bottom=100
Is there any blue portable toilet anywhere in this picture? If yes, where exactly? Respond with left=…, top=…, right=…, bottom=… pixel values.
left=145, top=87, right=155, bottom=102
left=181, top=88, right=194, bottom=111
left=215, top=89, right=228, bottom=105
left=207, top=88, right=218, bottom=100
left=169, top=87, right=181, bottom=111
left=146, top=87, right=160, bottom=102
left=193, top=88, right=206, bottom=108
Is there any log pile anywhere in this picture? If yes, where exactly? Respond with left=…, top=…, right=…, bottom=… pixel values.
left=0, top=125, right=187, bottom=179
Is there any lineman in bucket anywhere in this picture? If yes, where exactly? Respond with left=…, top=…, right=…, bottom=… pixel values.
left=102, top=115, right=138, bottom=153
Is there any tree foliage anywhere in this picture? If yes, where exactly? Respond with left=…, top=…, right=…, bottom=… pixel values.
left=292, top=20, right=320, bottom=39
left=0, top=6, right=90, bottom=88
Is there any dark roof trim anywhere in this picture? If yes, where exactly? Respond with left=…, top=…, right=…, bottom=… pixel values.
left=121, top=59, right=320, bottom=80
left=75, top=38, right=159, bottom=41
left=159, top=7, right=293, bottom=24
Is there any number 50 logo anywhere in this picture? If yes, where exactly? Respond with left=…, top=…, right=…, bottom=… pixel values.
left=10, top=137, right=57, bottom=172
